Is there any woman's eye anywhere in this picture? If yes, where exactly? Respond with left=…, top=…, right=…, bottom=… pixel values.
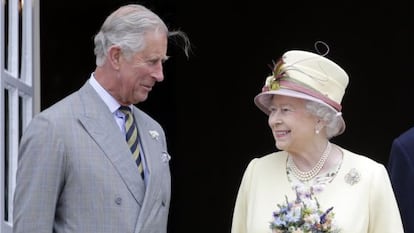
left=268, top=107, right=277, bottom=112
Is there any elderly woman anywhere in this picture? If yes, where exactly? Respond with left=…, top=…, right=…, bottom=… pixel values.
left=231, top=50, right=403, bottom=233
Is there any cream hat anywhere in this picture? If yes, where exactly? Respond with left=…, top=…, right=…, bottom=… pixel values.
left=254, top=50, right=349, bottom=136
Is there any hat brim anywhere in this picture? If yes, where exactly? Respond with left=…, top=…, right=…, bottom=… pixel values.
left=254, top=89, right=345, bottom=136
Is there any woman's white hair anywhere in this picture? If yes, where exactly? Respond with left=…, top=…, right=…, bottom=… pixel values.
left=305, top=100, right=343, bottom=138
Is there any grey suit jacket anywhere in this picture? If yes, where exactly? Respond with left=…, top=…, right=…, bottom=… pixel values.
left=14, top=81, right=171, bottom=233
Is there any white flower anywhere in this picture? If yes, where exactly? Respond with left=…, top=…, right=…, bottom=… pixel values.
left=149, top=130, right=160, bottom=140
left=161, top=152, right=171, bottom=163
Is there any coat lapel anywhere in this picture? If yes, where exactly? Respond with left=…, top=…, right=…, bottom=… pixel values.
left=132, top=107, right=167, bottom=226
left=77, top=82, right=146, bottom=205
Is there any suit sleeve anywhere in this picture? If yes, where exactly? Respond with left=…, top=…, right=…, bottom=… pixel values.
left=13, top=115, right=65, bottom=233
left=387, top=137, right=414, bottom=233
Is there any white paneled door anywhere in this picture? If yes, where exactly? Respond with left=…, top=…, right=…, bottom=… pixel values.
left=0, top=0, right=40, bottom=232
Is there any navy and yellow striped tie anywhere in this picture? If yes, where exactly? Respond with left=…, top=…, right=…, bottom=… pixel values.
left=119, top=106, right=144, bottom=179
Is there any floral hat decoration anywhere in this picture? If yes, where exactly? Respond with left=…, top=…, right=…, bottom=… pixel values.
left=254, top=48, right=349, bottom=136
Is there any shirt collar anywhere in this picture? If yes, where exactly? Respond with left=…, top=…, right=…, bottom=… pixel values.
left=88, top=73, right=122, bottom=114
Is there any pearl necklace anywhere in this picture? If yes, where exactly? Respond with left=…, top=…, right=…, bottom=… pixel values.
left=287, top=142, right=332, bottom=182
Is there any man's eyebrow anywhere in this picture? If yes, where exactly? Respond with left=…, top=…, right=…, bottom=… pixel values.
left=163, top=56, right=170, bottom=62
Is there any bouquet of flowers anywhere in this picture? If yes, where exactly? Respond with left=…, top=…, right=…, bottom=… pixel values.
left=269, top=188, right=340, bottom=233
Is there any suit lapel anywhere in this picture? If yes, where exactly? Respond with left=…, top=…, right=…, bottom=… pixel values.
left=132, top=108, right=165, bottom=225
left=77, top=82, right=146, bottom=205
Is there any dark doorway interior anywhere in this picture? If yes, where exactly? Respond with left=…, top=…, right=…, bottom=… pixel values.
left=41, top=1, right=414, bottom=232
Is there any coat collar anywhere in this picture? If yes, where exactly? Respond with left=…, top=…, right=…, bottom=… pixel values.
left=77, top=82, right=146, bottom=204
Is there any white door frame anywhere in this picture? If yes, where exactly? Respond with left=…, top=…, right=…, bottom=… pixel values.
left=0, top=0, right=40, bottom=232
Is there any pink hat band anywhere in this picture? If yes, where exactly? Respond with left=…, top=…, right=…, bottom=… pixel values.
left=278, top=80, right=342, bottom=111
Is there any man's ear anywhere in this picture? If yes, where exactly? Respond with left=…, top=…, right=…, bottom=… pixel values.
left=108, top=45, right=122, bottom=70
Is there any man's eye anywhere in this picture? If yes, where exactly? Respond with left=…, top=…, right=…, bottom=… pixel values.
left=148, top=60, right=159, bottom=65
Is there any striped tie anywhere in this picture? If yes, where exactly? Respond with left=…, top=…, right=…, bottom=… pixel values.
left=119, top=106, right=144, bottom=179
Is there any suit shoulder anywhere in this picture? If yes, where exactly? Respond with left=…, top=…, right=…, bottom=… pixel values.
left=395, top=127, right=414, bottom=146
left=32, top=91, right=81, bottom=123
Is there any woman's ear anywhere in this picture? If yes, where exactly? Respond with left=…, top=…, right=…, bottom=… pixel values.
left=315, top=119, right=325, bottom=134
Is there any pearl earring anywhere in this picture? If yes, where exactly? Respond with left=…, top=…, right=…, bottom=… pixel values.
left=315, top=129, right=320, bottom=134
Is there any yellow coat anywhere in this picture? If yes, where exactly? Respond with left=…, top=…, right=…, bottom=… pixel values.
left=231, top=145, right=403, bottom=233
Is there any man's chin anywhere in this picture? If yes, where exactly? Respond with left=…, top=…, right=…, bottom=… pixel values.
left=135, top=93, right=149, bottom=104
